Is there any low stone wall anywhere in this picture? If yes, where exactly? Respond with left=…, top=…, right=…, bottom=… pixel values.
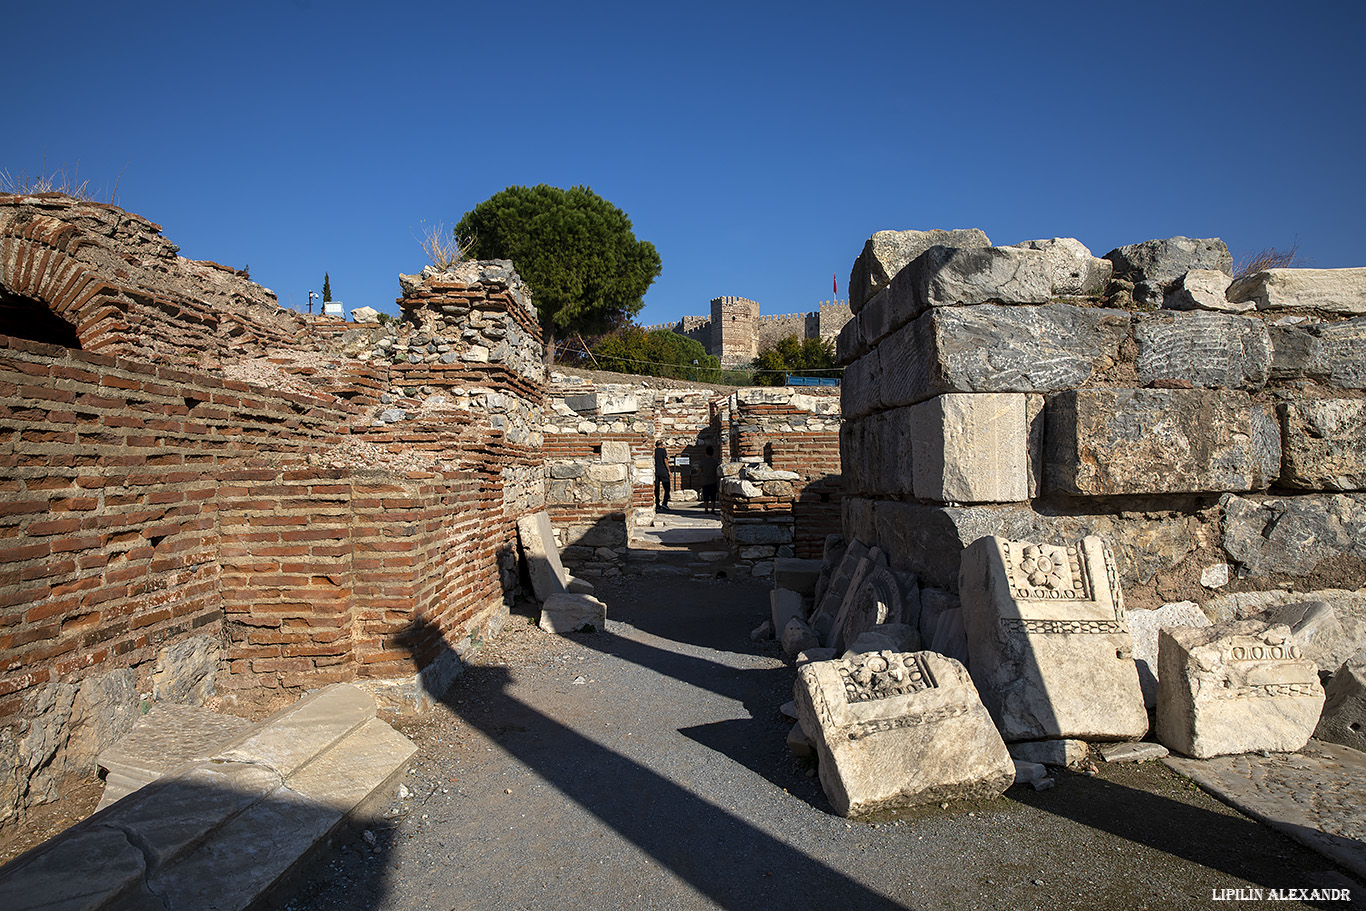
left=838, top=230, right=1366, bottom=607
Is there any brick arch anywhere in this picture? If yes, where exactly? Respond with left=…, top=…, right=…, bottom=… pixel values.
left=0, top=211, right=130, bottom=351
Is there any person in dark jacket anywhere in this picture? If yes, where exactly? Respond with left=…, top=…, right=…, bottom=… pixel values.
left=698, top=445, right=720, bottom=514
left=653, top=442, right=671, bottom=509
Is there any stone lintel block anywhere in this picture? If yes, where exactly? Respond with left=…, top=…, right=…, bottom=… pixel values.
left=1134, top=311, right=1272, bottom=391
left=1278, top=399, right=1366, bottom=491
left=794, top=650, right=1014, bottom=816
left=1156, top=619, right=1324, bottom=758
left=960, top=535, right=1148, bottom=742
left=1045, top=388, right=1280, bottom=496
left=877, top=304, right=1130, bottom=409
left=909, top=393, right=1029, bottom=504
left=1228, top=267, right=1366, bottom=314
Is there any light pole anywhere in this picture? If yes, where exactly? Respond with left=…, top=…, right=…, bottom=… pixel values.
left=307, top=290, right=318, bottom=315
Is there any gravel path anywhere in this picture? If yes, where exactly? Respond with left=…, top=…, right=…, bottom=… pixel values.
left=281, top=578, right=1363, bottom=911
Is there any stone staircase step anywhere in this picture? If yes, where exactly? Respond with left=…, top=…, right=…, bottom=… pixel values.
left=95, top=704, right=252, bottom=811
left=0, top=684, right=415, bottom=911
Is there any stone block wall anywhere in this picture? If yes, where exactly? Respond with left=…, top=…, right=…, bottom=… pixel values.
left=838, top=231, right=1366, bottom=607
left=542, top=374, right=721, bottom=574
left=0, top=193, right=549, bottom=823
left=722, top=387, right=844, bottom=565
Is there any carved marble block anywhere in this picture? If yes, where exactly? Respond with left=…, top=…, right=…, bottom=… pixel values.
left=1156, top=619, right=1325, bottom=759
left=960, top=535, right=1148, bottom=742
left=793, top=650, right=1014, bottom=818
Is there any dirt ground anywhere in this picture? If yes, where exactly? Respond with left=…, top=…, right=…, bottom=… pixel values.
left=5, top=574, right=1362, bottom=909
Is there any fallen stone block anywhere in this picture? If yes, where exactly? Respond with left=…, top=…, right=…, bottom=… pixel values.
left=796, top=647, right=837, bottom=666
left=1314, top=651, right=1366, bottom=753
left=1134, top=310, right=1272, bottom=390
left=1220, top=493, right=1366, bottom=578
left=909, top=393, right=1030, bottom=503
left=539, top=593, right=608, bottom=634
left=1278, top=399, right=1366, bottom=491
left=774, top=557, right=823, bottom=596
left=1127, top=602, right=1212, bottom=708
left=1164, top=269, right=1244, bottom=312
left=794, top=650, right=1015, bottom=817
left=812, top=534, right=847, bottom=609
left=1012, top=759, right=1048, bottom=784
left=771, top=589, right=805, bottom=636
left=1045, top=388, right=1280, bottom=496
left=824, top=547, right=886, bottom=652
left=1156, top=619, right=1324, bottom=758
left=782, top=617, right=821, bottom=658
left=929, top=607, right=969, bottom=668
left=750, top=619, right=774, bottom=641
left=517, top=511, right=573, bottom=601
left=960, top=535, right=1148, bottom=742
left=1010, top=237, right=1112, bottom=297
left=1007, top=739, right=1089, bottom=768
left=1099, top=741, right=1170, bottom=763
left=1104, top=236, right=1232, bottom=289
left=877, top=304, right=1131, bottom=408
left=787, top=723, right=815, bottom=759
left=1256, top=600, right=1356, bottom=677
left=847, top=228, right=992, bottom=311
left=1228, top=267, right=1366, bottom=314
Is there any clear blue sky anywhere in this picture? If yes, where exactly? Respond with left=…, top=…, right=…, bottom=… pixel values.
left=6, top=1, right=1363, bottom=325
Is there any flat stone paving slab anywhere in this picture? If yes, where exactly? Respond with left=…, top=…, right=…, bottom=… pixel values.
left=1164, top=740, right=1366, bottom=878
left=96, top=704, right=252, bottom=810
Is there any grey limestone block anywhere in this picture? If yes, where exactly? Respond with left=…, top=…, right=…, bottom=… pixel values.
left=517, top=511, right=572, bottom=600
left=959, top=535, right=1148, bottom=743
left=1163, top=269, right=1244, bottom=312
left=1220, top=493, right=1366, bottom=578
left=1009, top=237, right=1112, bottom=297
left=847, top=227, right=992, bottom=312
left=908, top=393, right=1031, bottom=504
left=1269, top=316, right=1366, bottom=388
left=1227, top=267, right=1366, bottom=314
left=870, top=499, right=1199, bottom=593
left=1255, top=600, right=1359, bottom=677
left=771, top=588, right=806, bottom=635
left=539, top=593, right=608, bottom=634
left=1278, top=399, right=1366, bottom=491
left=877, top=304, right=1131, bottom=409
left=1314, top=651, right=1366, bottom=753
left=840, top=348, right=883, bottom=420
left=1008, top=739, right=1090, bottom=768
left=1104, top=236, right=1232, bottom=289
left=905, top=245, right=1055, bottom=315
left=1133, top=310, right=1272, bottom=391
left=774, top=558, right=823, bottom=596
left=781, top=617, right=821, bottom=658
left=1156, top=619, right=1323, bottom=759
left=794, top=650, right=1014, bottom=816
left=1127, top=602, right=1212, bottom=708
left=1044, top=388, right=1280, bottom=496
left=830, top=565, right=920, bottom=655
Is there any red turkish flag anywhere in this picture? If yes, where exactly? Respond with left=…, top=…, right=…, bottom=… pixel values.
left=833, top=273, right=837, bottom=296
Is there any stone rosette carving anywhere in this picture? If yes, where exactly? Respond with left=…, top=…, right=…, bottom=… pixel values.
left=959, top=535, right=1148, bottom=742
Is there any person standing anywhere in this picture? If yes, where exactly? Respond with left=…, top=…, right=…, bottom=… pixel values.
left=653, top=441, right=671, bottom=509
left=698, top=445, right=720, bottom=514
